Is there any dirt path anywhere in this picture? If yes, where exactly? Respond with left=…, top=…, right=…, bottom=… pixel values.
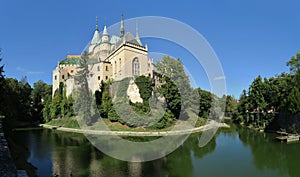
left=40, top=121, right=230, bottom=136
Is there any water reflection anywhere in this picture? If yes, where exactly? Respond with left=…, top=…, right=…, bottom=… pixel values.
left=12, top=129, right=216, bottom=177
left=238, top=126, right=299, bottom=177
left=10, top=125, right=300, bottom=177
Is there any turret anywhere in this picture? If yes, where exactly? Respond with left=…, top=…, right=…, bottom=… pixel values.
left=99, top=25, right=111, bottom=60
left=101, top=25, right=109, bottom=43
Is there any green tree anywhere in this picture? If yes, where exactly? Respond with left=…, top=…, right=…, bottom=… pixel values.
left=97, top=81, right=112, bottom=118
left=285, top=87, right=300, bottom=114
left=248, top=75, right=268, bottom=127
left=50, top=85, right=63, bottom=119
left=0, top=49, right=5, bottom=117
left=235, top=89, right=250, bottom=124
left=286, top=52, right=300, bottom=74
left=73, top=51, right=95, bottom=125
left=31, top=80, right=52, bottom=122
left=1, top=78, right=32, bottom=120
left=156, top=56, right=193, bottom=110
left=225, top=95, right=238, bottom=118
left=197, top=88, right=212, bottom=118
left=134, top=76, right=153, bottom=104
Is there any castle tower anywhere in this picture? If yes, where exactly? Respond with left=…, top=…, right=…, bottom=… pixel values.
left=99, top=25, right=111, bottom=60
left=101, top=25, right=109, bottom=43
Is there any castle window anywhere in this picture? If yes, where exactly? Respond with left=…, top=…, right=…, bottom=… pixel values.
left=54, top=75, right=57, bottom=80
left=119, top=58, right=122, bottom=72
left=114, top=61, right=117, bottom=74
left=98, top=76, right=100, bottom=80
left=132, top=57, right=140, bottom=76
left=62, top=75, right=65, bottom=79
left=105, top=66, right=108, bottom=71
left=97, top=66, right=100, bottom=71
left=71, top=70, right=74, bottom=73
left=105, top=76, right=108, bottom=80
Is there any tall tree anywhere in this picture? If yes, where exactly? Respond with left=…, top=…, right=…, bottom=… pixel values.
left=1, top=78, right=32, bottom=120
left=31, top=80, right=52, bottom=122
left=156, top=56, right=195, bottom=121
left=73, top=51, right=95, bottom=125
left=248, top=75, right=268, bottom=126
left=225, top=95, right=238, bottom=118
left=197, top=88, right=212, bottom=118
left=0, top=49, right=5, bottom=117
left=285, top=87, right=300, bottom=114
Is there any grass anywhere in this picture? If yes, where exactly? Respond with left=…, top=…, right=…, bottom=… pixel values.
left=12, top=127, right=43, bottom=131
left=46, top=116, right=80, bottom=129
left=90, top=118, right=175, bottom=132
left=45, top=115, right=207, bottom=132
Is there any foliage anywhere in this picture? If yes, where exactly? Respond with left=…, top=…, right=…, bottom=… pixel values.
left=224, top=95, right=238, bottom=117
left=73, top=51, right=95, bottom=125
left=31, top=80, right=52, bottom=122
left=96, top=81, right=112, bottom=118
left=47, top=116, right=80, bottom=129
left=286, top=52, right=300, bottom=74
left=47, top=82, right=73, bottom=121
left=0, top=49, right=5, bottom=117
left=134, top=75, right=153, bottom=103
left=1, top=78, right=32, bottom=120
left=156, top=56, right=193, bottom=110
left=197, top=88, right=212, bottom=118
left=285, top=87, right=300, bottom=114
left=235, top=52, right=300, bottom=133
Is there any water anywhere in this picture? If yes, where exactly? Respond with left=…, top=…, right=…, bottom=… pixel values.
left=10, top=124, right=300, bottom=177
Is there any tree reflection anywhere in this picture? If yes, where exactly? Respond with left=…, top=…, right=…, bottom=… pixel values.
left=48, top=130, right=219, bottom=177
left=238, top=126, right=300, bottom=177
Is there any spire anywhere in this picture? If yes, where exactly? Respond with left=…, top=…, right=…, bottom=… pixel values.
left=135, top=21, right=142, bottom=46
left=120, top=14, right=125, bottom=37
left=91, top=16, right=101, bottom=45
left=95, top=16, right=99, bottom=31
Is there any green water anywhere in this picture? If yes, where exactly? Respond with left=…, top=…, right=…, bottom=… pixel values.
left=10, top=124, right=300, bottom=177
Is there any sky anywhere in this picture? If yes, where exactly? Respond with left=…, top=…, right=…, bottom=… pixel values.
left=0, top=0, right=299, bottom=98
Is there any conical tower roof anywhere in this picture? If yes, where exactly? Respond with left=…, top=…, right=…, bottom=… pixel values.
left=91, top=16, right=101, bottom=45
left=103, top=25, right=109, bottom=36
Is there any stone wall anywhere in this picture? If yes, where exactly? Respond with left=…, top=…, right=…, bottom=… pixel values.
left=0, top=120, right=17, bottom=177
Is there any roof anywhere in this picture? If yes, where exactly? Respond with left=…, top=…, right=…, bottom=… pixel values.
left=59, top=57, right=99, bottom=65
left=110, top=35, right=121, bottom=44
left=91, top=29, right=101, bottom=45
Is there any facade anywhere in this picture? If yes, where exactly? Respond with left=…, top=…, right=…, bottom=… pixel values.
left=52, top=15, right=155, bottom=96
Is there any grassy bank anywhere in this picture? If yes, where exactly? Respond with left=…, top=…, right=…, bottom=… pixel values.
left=45, top=117, right=208, bottom=132
left=46, top=117, right=80, bottom=129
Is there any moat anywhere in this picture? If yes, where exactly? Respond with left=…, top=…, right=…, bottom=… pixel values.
left=9, top=123, right=300, bottom=177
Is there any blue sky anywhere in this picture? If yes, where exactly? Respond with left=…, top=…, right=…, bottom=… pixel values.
left=0, top=0, right=299, bottom=98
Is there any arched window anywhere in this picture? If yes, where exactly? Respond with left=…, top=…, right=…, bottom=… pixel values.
left=132, top=57, right=140, bottom=76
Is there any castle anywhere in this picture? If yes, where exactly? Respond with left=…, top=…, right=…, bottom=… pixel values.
left=52, top=15, right=155, bottom=96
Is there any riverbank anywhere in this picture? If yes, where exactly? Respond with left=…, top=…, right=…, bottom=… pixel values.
left=40, top=121, right=230, bottom=136
left=0, top=120, right=29, bottom=177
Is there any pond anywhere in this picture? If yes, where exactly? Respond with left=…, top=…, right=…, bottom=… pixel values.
left=9, top=123, right=300, bottom=177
